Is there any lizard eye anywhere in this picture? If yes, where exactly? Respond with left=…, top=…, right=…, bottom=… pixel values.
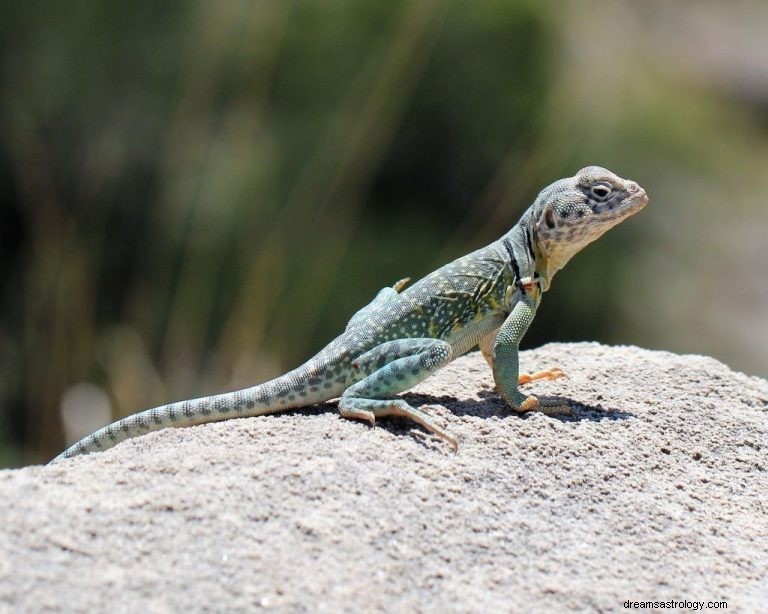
left=590, top=183, right=612, bottom=199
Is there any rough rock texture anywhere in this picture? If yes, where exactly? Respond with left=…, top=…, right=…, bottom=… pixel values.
left=1, top=343, right=767, bottom=612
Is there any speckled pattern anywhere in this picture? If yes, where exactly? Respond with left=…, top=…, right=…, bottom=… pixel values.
left=52, top=167, right=648, bottom=462
left=3, top=344, right=766, bottom=611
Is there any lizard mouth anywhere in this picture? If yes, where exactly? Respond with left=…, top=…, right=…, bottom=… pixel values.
left=590, top=188, right=648, bottom=219
left=622, top=186, right=649, bottom=212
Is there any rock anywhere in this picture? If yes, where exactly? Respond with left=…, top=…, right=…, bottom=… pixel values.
left=1, top=343, right=766, bottom=611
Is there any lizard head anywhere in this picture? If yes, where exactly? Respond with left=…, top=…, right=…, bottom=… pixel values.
left=530, top=166, right=649, bottom=288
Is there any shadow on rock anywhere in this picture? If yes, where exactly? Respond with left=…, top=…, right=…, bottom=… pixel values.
left=404, top=391, right=635, bottom=422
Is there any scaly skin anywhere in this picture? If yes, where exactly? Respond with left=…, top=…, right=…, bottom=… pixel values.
left=51, top=166, right=648, bottom=461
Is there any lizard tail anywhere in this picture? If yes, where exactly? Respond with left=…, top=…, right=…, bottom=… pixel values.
left=50, top=357, right=345, bottom=463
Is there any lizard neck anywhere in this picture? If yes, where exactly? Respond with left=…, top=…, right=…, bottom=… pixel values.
left=532, top=227, right=586, bottom=292
left=499, top=224, right=537, bottom=288
left=501, top=218, right=571, bottom=294
left=532, top=237, right=557, bottom=292
left=527, top=213, right=570, bottom=292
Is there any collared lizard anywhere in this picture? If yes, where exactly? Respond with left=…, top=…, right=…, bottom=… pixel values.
left=51, top=166, right=648, bottom=461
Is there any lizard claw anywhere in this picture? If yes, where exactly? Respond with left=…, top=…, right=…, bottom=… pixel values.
left=429, top=427, right=459, bottom=453
left=413, top=405, right=459, bottom=453
left=516, top=395, right=540, bottom=412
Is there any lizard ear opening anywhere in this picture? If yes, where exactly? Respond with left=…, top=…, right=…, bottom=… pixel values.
left=536, top=205, right=556, bottom=231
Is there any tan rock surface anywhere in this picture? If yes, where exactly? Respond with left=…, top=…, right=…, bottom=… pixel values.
left=1, top=343, right=766, bottom=611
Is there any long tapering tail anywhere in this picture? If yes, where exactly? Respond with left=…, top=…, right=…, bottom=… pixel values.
left=50, top=354, right=347, bottom=463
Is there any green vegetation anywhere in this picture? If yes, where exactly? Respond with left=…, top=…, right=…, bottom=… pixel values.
left=2, top=2, right=767, bottom=466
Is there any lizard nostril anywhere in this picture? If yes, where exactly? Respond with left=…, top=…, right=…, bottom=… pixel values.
left=626, top=181, right=639, bottom=193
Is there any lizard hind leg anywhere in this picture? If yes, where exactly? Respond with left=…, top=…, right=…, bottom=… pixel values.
left=339, top=338, right=457, bottom=451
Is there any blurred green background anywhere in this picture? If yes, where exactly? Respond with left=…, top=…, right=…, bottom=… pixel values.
left=2, top=1, right=767, bottom=467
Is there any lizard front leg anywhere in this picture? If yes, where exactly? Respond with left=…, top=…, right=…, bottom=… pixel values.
left=492, top=294, right=571, bottom=415
left=480, top=328, right=568, bottom=386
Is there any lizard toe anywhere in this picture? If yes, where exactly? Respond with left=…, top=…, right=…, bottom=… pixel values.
left=518, top=367, right=569, bottom=386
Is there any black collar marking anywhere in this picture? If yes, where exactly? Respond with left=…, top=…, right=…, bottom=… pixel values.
left=524, top=226, right=536, bottom=262
left=503, top=237, right=540, bottom=294
left=502, top=238, right=520, bottom=279
left=502, top=238, right=526, bottom=294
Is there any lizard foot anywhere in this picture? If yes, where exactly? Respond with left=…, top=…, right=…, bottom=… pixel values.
left=415, top=405, right=459, bottom=453
left=514, top=395, right=574, bottom=417
left=338, top=407, right=376, bottom=426
left=342, top=401, right=457, bottom=452
left=518, top=367, right=568, bottom=386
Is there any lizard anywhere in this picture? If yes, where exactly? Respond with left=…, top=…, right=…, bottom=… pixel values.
left=51, top=166, right=648, bottom=462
